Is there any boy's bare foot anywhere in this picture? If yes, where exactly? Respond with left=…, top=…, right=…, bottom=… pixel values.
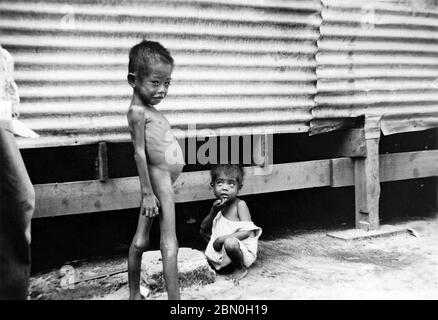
left=226, top=267, right=249, bottom=285
left=129, top=294, right=145, bottom=300
left=129, top=286, right=149, bottom=300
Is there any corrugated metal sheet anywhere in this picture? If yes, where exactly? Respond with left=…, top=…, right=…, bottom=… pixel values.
left=0, top=0, right=320, bottom=148
left=312, top=0, right=438, bottom=135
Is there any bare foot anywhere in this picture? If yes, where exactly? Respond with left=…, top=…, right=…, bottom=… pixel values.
left=129, top=293, right=145, bottom=300
left=226, top=267, right=249, bottom=285
left=129, top=286, right=149, bottom=300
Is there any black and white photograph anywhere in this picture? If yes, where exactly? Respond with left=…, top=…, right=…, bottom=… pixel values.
left=0, top=0, right=437, bottom=304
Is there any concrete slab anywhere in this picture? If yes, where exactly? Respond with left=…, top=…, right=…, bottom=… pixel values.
left=327, top=225, right=408, bottom=241
left=141, top=247, right=216, bottom=292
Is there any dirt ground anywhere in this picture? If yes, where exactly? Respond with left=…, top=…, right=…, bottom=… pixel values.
left=29, top=216, right=438, bottom=300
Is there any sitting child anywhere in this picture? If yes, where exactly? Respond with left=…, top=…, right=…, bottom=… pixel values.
left=200, top=164, right=262, bottom=280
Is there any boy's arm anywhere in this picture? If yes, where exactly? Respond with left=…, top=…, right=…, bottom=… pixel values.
left=200, top=203, right=219, bottom=243
left=200, top=198, right=226, bottom=243
left=127, top=106, right=158, bottom=217
left=199, top=209, right=214, bottom=237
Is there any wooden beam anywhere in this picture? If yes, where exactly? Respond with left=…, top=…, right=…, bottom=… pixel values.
left=330, top=157, right=354, bottom=187
left=33, top=160, right=332, bottom=218
left=33, top=177, right=140, bottom=218
left=33, top=150, right=438, bottom=219
left=380, top=150, right=438, bottom=182
left=331, top=150, right=438, bottom=188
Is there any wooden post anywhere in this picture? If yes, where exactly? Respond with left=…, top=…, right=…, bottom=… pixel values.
left=353, top=116, right=381, bottom=231
left=97, top=142, right=109, bottom=182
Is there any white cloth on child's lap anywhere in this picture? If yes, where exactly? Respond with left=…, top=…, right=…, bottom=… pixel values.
left=205, top=211, right=262, bottom=270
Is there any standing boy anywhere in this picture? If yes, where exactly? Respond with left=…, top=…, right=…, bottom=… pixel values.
left=126, top=40, right=185, bottom=300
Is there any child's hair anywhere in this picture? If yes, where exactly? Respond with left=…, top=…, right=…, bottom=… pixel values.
left=128, top=40, right=174, bottom=77
left=210, top=164, right=245, bottom=188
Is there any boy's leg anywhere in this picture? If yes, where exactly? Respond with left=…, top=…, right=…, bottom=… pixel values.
left=0, top=128, right=35, bottom=300
left=150, top=167, right=180, bottom=300
left=223, top=237, right=249, bottom=282
left=223, top=237, right=244, bottom=268
left=128, top=213, right=153, bottom=300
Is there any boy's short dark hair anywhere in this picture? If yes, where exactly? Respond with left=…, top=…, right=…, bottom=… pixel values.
left=128, top=40, right=174, bottom=77
left=210, top=164, right=245, bottom=188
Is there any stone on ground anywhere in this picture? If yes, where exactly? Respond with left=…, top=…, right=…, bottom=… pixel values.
left=141, top=247, right=216, bottom=292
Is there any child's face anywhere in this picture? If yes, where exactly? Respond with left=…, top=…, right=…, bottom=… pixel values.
left=134, top=62, right=173, bottom=106
left=212, top=172, right=240, bottom=202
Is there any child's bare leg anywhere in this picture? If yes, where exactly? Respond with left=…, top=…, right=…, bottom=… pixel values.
left=151, top=167, right=180, bottom=300
left=223, top=237, right=249, bottom=282
left=128, top=214, right=154, bottom=300
left=224, top=237, right=244, bottom=267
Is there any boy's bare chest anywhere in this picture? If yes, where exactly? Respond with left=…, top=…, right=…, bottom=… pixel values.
left=145, top=110, right=171, bottom=131
left=221, top=206, right=239, bottom=221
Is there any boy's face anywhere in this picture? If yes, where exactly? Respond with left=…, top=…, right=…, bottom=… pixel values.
left=212, top=172, right=240, bottom=202
left=133, top=62, right=173, bottom=106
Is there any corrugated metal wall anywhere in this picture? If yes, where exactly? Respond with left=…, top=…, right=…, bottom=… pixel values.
left=312, top=0, right=438, bottom=135
left=0, top=0, right=320, bottom=148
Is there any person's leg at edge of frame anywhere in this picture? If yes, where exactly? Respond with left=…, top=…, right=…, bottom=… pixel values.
left=0, top=128, right=35, bottom=300
left=128, top=214, right=154, bottom=300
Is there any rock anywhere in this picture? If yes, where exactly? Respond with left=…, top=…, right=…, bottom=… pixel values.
left=141, top=247, right=216, bottom=292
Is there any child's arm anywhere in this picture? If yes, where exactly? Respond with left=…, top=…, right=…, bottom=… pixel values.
left=212, top=200, right=255, bottom=251
left=127, top=106, right=159, bottom=217
left=200, top=198, right=225, bottom=243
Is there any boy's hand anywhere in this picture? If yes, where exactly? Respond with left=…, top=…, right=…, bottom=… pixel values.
left=212, top=198, right=227, bottom=212
left=140, top=194, right=160, bottom=218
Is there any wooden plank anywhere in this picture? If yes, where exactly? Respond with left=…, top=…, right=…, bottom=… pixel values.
left=330, top=157, right=354, bottom=187
left=175, top=161, right=331, bottom=203
left=33, top=150, right=438, bottom=219
left=33, top=177, right=140, bottom=218
left=331, top=150, right=438, bottom=187
left=241, top=160, right=331, bottom=195
left=380, top=150, right=438, bottom=182
left=33, top=160, right=332, bottom=218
